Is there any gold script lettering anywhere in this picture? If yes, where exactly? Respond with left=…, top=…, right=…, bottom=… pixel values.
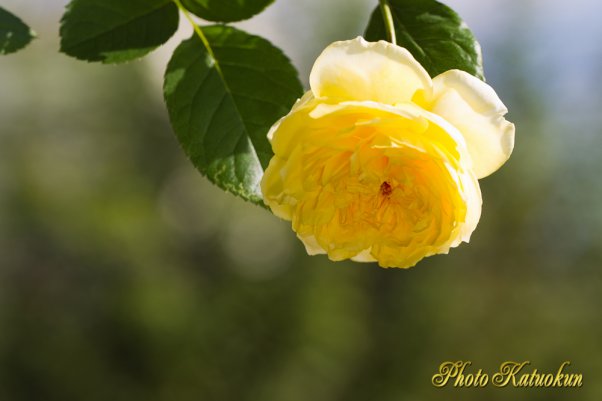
left=492, top=361, right=530, bottom=387
left=432, top=361, right=469, bottom=388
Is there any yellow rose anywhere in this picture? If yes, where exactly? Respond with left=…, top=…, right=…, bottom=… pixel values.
left=261, top=37, right=514, bottom=269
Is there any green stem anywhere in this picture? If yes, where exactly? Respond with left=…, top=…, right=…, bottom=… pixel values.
left=378, top=0, right=397, bottom=45
left=172, top=0, right=222, bottom=75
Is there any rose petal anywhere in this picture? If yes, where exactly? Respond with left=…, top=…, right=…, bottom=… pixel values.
left=309, top=37, right=432, bottom=105
left=351, top=248, right=377, bottom=263
left=267, top=90, right=315, bottom=143
left=429, top=70, right=515, bottom=179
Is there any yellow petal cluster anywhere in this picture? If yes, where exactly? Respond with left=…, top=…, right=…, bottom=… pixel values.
left=261, top=37, right=514, bottom=268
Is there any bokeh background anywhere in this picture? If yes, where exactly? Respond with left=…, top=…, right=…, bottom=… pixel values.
left=1, top=0, right=601, bottom=400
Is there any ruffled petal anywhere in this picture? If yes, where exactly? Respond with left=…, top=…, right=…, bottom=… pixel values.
left=309, top=37, right=432, bottom=105
left=429, top=70, right=515, bottom=179
left=306, top=100, right=471, bottom=164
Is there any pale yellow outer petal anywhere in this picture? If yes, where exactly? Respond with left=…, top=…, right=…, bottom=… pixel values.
left=309, top=37, right=432, bottom=105
left=267, top=91, right=314, bottom=143
left=429, top=70, right=515, bottom=179
left=456, top=169, right=482, bottom=245
left=351, top=248, right=377, bottom=263
left=298, top=234, right=327, bottom=257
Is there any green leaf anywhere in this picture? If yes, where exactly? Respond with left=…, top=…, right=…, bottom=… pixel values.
left=164, top=25, right=303, bottom=205
left=181, top=0, right=274, bottom=23
left=60, top=0, right=179, bottom=64
left=0, top=7, right=35, bottom=55
left=365, top=0, right=484, bottom=80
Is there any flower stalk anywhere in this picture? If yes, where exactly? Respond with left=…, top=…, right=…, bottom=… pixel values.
left=379, top=0, right=397, bottom=45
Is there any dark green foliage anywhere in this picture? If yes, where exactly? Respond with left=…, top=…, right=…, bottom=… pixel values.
left=182, top=0, right=275, bottom=23
left=0, top=7, right=35, bottom=55
left=164, top=25, right=303, bottom=205
left=365, top=0, right=484, bottom=80
left=60, top=0, right=179, bottom=63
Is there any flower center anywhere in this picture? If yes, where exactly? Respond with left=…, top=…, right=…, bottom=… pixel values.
left=380, top=181, right=393, bottom=197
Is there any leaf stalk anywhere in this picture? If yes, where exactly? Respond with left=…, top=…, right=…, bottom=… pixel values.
left=172, top=0, right=222, bottom=75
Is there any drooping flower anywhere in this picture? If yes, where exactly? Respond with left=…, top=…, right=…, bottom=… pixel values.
left=261, top=37, right=514, bottom=268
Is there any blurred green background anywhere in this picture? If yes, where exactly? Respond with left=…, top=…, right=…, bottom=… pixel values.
left=1, top=0, right=601, bottom=400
